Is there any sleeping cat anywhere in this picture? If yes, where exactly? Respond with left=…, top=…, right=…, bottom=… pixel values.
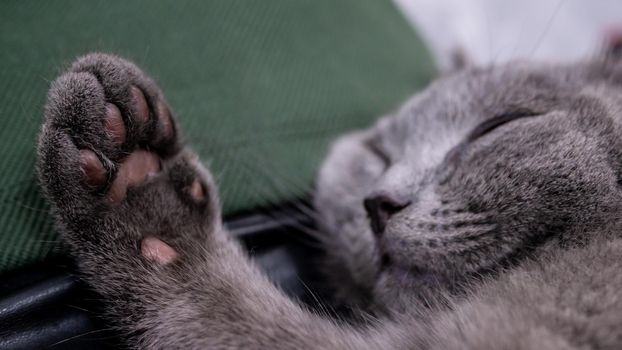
left=37, top=48, right=622, bottom=349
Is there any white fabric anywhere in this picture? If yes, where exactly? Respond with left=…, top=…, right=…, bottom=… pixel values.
left=395, top=0, right=622, bottom=68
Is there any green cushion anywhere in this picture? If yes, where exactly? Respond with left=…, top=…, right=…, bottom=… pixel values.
left=0, top=0, right=435, bottom=273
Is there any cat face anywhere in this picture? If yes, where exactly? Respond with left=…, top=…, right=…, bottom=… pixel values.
left=315, top=56, right=622, bottom=301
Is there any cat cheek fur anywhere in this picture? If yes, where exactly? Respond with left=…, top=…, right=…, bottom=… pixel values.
left=318, top=54, right=622, bottom=307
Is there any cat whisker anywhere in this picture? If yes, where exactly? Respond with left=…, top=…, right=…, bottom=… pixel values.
left=50, top=327, right=118, bottom=347
left=228, top=145, right=323, bottom=220
left=528, top=0, right=566, bottom=58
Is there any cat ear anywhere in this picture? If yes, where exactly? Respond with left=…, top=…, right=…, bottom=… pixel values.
left=603, top=26, right=622, bottom=60
left=444, top=46, right=473, bottom=74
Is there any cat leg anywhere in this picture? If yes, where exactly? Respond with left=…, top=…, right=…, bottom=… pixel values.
left=37, top=53, right=412, bottom=349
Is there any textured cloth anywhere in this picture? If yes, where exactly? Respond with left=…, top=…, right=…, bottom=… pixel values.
left=0, top=0, right=434, bottom=272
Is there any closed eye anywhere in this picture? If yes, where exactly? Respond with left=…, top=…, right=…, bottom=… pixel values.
left=466, top=109, right=539, bottom=143
left=442, top=109, right=540, bottom=167
left=365, top=139, right=391, bottom=166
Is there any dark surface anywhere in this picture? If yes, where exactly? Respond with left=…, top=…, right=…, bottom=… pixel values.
left=0, top=207, right=328, bottom=349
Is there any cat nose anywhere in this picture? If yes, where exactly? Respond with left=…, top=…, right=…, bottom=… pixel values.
left=363, top=193, right=410, bottom=236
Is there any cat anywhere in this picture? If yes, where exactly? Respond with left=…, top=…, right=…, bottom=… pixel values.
left=37, top=46, right=622, bottom=349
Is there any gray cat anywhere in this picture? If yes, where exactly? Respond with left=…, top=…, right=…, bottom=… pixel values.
left=37, top=47, right=622, bottom=349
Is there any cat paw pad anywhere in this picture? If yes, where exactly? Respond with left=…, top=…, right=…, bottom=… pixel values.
left=39, top=53, right=181, bottom=205
left=38, top=53, right=222, bottom=274
left=141, top=237, right=178, bottom=264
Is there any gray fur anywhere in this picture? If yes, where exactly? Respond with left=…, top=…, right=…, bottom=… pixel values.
left=37, top=51, right=622, bottom=349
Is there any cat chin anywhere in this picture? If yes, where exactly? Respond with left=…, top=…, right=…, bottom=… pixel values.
left=372, top=262, right=453, bottom=311
left=377, top=250, right=447, bottom=289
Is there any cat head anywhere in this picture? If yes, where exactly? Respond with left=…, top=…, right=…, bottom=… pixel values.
left=315, top=53, right=622, bottom=303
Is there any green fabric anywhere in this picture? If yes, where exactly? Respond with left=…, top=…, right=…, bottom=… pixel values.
left=0, top=1, right=435, bottom=273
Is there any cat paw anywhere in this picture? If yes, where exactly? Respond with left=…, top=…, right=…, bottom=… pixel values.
left=38, top=53, right=220, bottom=265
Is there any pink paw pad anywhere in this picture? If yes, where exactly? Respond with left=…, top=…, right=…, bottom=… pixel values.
left=78, top=84, right=171, bottom=202
left=130, top=86, right=150, bottom=124
left=189, top=179, right=206, bottom=201
left=79, top=150, right=106, bottom=187
left=141, top=237, right=178, bottom=264
left=108, top=150, right=161, bottom=202
left=157, top=101, right=174, bottom=141
left=104, top=103, right=126, bottom=145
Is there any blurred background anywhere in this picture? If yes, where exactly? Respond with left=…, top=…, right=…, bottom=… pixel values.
left=397, top=0, right=622, bottom=68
